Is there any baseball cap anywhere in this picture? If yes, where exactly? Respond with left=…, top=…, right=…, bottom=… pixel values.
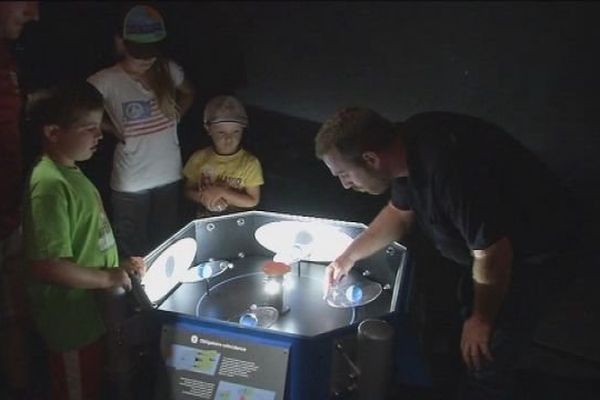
left=204, top=95, right=248, bottom=127
left=122, top=5, right=166, bottom=59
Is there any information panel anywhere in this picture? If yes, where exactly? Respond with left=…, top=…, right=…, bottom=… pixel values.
left=161, top=325, right=290, bottom=400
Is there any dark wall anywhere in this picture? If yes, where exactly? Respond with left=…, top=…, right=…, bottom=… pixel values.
left=16, top=2, right=600, bottom=229
left=233, top=2, right=600, bottom=217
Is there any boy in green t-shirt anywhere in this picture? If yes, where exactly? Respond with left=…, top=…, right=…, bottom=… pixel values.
left=23, top=82, right=145, bottom=400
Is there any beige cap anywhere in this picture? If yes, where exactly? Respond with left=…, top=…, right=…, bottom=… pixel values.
left=203, top=95, right=248, bottom=127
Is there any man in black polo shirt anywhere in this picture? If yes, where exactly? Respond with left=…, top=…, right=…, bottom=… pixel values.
left=315, top=108, right=576, bottom=399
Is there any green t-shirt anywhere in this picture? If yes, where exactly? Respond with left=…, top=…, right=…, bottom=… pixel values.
left=24, top=156, right=118, bottom=351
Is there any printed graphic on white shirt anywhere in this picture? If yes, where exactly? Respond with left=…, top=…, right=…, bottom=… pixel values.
left=122, top=99, right=175, bottom=138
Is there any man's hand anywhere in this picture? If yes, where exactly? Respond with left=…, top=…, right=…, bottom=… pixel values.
left=120, top=257, right=146, bottom=278
left=322, top=255, right=355, bottom=298
left=461, top=315, right=494, bottom=370
left=461, top=237, right=512, bottom=370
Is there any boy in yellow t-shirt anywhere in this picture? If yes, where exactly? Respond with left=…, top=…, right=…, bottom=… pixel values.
left=183, top=95, right=264, bottom=216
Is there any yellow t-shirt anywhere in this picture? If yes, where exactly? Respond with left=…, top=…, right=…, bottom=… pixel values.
left=182, top=147, right=264, bottom=190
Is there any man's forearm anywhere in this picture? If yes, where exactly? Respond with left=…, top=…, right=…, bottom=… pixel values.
left=471, top=237, right=513, bottom=322
left=471, top=280, right=510, bottom=323
left=342, top=202, right=414, bottom=263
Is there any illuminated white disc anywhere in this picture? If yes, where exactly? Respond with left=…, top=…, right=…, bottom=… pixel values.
left=142, top=237, right=197, bottom=303
left=254, top=221, right=353, bottom=262
left=273, top=245, right=305, bottom=264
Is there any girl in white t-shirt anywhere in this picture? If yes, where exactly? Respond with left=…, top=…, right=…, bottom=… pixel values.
left=88, top=5, right=194, bottom=257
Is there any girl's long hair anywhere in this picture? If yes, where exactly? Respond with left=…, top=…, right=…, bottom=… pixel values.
left=145, top=57, right=179, bottom=121
left=114, top=5, right=179, bottom=121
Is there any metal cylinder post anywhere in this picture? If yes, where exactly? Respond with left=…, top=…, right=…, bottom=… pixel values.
left=357, top=318, right=395, bottom=400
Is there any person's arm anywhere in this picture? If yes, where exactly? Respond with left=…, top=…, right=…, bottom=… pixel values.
left=183, top=177, right=202, bottom=203
left=461, top=236, right=513, bottom=370
left=87, top=75, right=123, bottom=141
left=120, top=256, right=146, bottom=278
left=100, top=114, right=124, bottom=142
left=323, top=202, right=415, bottom=294
left=202, top=185, right=260, bottom=210
left=176, top=78, right=195, bottom=117
left=182, top=171, right=229, bottom=212
left=29, top=258, right=131, bottom=291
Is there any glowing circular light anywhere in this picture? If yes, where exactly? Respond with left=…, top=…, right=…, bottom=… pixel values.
left=239, top=313, right=258, bottom=327
left=179, top=260, right=231, bottom=283
left=233, top=306, right=279, bottom=329
left=255, top=221, right=353, bottom=262
left=345, top=285, right=363, bottom=303
left=326, top=280, right=383, bottom=308
left=201, top=264, right=213, bottom=279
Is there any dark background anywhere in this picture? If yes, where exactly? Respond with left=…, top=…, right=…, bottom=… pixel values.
left=16, top=1, right=600, bottom=229
left=13, top=2, right=600, bottom=397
